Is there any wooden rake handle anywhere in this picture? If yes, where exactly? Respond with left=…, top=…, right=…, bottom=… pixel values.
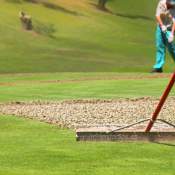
left=145, top=72, right=175, bottom=132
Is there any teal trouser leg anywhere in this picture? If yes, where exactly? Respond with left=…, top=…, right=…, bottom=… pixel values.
left=166, top=31, right=175, bottom=61
left=153, top=26, right=166, bottom=69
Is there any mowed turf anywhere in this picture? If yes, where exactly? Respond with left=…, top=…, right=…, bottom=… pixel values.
left=0, top=116, right=175, bottom=175
left=0, top=72, right=175, bottom=102
left=1, top=0, right=175, bottom=73
left=0, top=73, right=175, bottom=175
left=1, top=0, right=175, bottom=174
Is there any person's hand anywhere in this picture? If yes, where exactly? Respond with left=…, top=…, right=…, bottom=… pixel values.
left=161, top=25, right=167, bottom=32
left=168, top=33, right=174, bottom=43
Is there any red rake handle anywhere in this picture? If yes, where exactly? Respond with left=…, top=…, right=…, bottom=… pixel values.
left=145, top=72, right=175, bottom=132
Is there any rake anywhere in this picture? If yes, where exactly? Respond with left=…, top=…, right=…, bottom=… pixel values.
left=76, top=73, right=175, bottom=142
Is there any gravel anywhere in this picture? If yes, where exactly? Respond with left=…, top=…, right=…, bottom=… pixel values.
left=0, top=97, right=175, bottom=129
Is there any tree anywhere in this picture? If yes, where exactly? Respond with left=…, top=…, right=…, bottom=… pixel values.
left=98, top=0, right=108, bottom=10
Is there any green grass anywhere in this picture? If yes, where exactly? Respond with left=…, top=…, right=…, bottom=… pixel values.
left=0, top=72, right=175, bottom=102
left=0, top=115, right=175, bottom=175
left=0, top=73, right=175, bottom=174
left=1, top=1, right=175, bottom=173
left=0, top=0, right=175, bottom=73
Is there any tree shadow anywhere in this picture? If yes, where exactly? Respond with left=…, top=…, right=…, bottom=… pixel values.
left=23, top=0, right=38, bottom=3
left=114, top=12, right=153, bottom=21
left=6, top=0, right=22, bottom=3
left=152, top=141, right=175, bottom=147
left=90, top=2, right=153, bottom=21
left=42, top=2, right=83, bottom=16
left=89, top=2, right=110, bottom=12
left=22, top=0, right=83, bottom=16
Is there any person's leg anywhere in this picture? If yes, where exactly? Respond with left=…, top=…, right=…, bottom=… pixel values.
left=165, top=31, right=175, bottom=62
left=153, top=26, right=166, bottom=70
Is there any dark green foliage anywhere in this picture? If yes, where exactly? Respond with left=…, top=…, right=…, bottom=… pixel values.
left=33, top=19, right=56, bottom=37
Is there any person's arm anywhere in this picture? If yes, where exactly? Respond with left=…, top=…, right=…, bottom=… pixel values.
left=156, top=15, right=164, bottom=26
left=156, top=15, right=167, bottom=32
left=168, top=19, right=175, bottom=43
left=171, top=19, right=175, bottom=34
